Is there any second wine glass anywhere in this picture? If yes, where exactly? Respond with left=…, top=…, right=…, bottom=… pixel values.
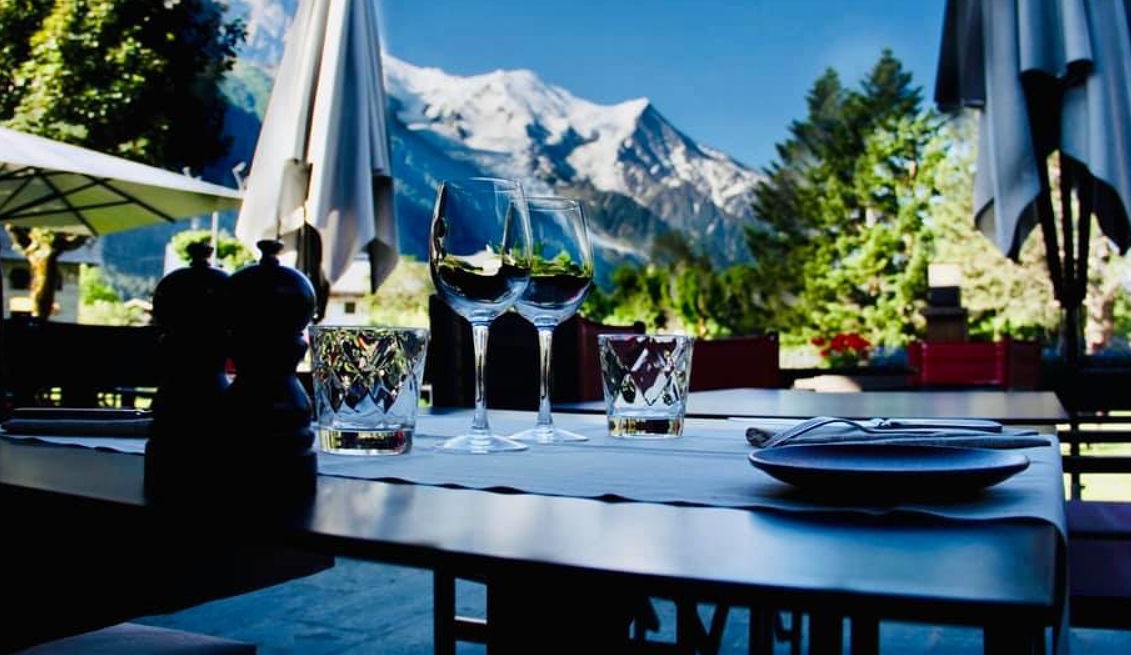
left=510, top=196, right=594, bottom=443
left=429, top=177, right=533, bottom=453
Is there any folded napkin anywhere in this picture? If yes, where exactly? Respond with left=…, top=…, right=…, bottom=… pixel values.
left=744, top=416, right=1051, bottom=450
left=2, top=408, right=152, bottom=437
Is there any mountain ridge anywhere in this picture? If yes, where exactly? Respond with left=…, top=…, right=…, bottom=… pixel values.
left=103, top=2, right=763, bottom=289
left=381, top=54, right=762, bottom=279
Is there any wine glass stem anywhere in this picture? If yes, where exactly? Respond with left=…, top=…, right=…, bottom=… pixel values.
left=536, top=327, right=554, bottom=428
left=471, top=322, right=491, bottom=436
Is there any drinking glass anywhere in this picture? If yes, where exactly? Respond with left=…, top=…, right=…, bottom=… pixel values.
left=510, top=197, right=594, bottom=443
left=429, top=177, right=533, bottom=453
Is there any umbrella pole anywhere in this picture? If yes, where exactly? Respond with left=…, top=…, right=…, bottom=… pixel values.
left=1035, top=156, right=1070, bottom=367
left=1059, top=154, right=1083, bottom=378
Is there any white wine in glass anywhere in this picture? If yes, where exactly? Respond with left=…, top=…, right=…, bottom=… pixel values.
left=429, top=177, right=533, bottom=453
left=510, top=196, right=594, bottom=443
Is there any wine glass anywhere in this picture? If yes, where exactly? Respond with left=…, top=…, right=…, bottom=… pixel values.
left=429, top=177, right=533, bottom=453
left=509, top=196, right=594, bottom=443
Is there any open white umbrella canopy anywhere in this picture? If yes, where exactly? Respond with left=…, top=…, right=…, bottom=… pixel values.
left=234, top=0, right=397, bottom=318
left=0, top=126, right=242, bottom=235
left=935, top=0, right=1131, bottom=361
left=0, top=126, right=244, bottom=413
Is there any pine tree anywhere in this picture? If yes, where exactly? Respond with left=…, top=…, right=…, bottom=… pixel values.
left=745, top=49, right=941, bottom=350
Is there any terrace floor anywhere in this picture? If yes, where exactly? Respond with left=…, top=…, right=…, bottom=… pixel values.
left=134, top=557, right=1131, bottom=654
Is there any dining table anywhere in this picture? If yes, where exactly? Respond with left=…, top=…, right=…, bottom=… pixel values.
left=0, top=407, right=1068, bottom=654
left=557, top=387, right=1070, bottom=426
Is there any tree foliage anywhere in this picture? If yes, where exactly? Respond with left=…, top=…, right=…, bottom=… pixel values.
left=0, top=0, right=243, bottom=167
left=581, top=49, right=1131, bottom=356
left=170, top=228, right=255, bottom=272
left=78, top=262, right=120, bottom=304
left=0, top=0, right=244, bottom=319
left=746, top=50, right=941, bottom=349
left=587, top=50, right=947, bottom=346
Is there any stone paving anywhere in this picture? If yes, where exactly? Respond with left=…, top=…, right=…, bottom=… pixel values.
left=137, top=558, right=1131, bottom=654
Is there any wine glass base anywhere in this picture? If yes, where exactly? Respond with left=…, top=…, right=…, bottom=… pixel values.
left=510, top=426, right=589, bottom=443
left=435, top=433, right=529, bottom=454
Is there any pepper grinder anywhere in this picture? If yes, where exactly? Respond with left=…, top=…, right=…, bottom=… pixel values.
left=222, top=239, right=318, bottom=497
left=144, top=241, right=232, bottom=500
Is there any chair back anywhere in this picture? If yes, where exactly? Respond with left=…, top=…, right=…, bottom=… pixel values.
left=689, top=333, right=781, bottom=391
left=424, top=295, right=645, bottom=408
left=907, top=338, right=1040, bottom=389
left=573, top=316, right=646, bottom=402
left=426, top=295, right=543, bottom=409
left=3, top=318, right=160, bottom=408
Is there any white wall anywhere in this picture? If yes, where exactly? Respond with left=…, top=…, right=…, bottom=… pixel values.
left=320, top=295, right=368, bottom=325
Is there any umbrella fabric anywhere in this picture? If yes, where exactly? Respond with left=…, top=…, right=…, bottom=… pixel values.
left=936, top=0, right=1131, bottom=260
left=235, top=0, right=397, bottom=312
left=0, top=126, right=244, bottom=419
left=0, top=126, right=242, bottom=236
left=1060, top=0, right=1131, bottom=252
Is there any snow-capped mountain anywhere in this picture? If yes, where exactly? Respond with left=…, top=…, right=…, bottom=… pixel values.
left=382, top=56, right=762, bottom=272
left=231, top=0, right=297, bottom=68
left=193, top=2, right=763, bottom=284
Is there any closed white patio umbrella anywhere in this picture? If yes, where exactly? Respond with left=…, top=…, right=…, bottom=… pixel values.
left=234, top=0, right=397, bottom=321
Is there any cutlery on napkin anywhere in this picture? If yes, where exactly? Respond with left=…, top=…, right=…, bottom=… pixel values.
left=1, top=407, right=153, bottom=437
left=744, top=416, right=1051, bottom=450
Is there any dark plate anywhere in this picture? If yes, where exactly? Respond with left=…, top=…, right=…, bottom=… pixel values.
left=748, top=444, right=1030, bottom=497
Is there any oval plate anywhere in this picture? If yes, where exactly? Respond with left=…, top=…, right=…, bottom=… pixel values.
left=748, top=444, right=1030, bottom=497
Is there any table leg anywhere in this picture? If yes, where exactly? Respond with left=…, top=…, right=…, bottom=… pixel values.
left=486, top=570, right=637, bottom=654
left=748, top=606, right=777, bottom=655
left=849, top=615, right=878, bottom=655
left=984, top=623, right=1046, bottom=655
left=433, top=570, right=456, bottom=655
left=775, top=611, right=804, bottom=655
left=675, top=599, right=730, bottom=654
left=808, top=612, right=843, bottom=655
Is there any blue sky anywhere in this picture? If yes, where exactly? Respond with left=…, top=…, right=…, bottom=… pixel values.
left=378, top=0, right=948, bottom=171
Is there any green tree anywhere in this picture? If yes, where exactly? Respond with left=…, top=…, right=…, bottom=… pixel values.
left=0, top=0, right=244, bottom=319
left=583, top=231, right=749, bottom=337
left=78, top=263, right=152, bottom=325
left=747, top=49, right=940, bottom=349
left=78, top=263, right=119, bottom=304
left=170, top=228, right=255, bottom=272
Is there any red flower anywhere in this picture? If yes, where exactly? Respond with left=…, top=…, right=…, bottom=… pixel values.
left=815, top=331, right=871, bottom=366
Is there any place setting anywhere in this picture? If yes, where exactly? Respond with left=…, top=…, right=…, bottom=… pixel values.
left=742, top=415, right=1050, bottom=499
